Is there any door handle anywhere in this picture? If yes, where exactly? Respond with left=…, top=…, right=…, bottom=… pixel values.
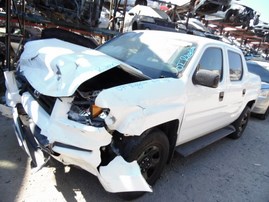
left=219, top=91, right=224, bottom=101
left=242, top=89, right=246, bottom=96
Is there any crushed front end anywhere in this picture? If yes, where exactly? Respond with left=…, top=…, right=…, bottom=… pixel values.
left=5, top=38, right=153, bottom=193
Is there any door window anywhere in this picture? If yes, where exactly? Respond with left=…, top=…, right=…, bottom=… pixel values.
left=197, top=47, right=223, bottom=80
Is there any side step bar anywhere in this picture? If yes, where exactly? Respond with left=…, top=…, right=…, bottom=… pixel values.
left=176, top=125, right=235, bottom=157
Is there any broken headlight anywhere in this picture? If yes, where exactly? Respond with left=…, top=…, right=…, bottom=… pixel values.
left=68, top=90, right=109, bottom=127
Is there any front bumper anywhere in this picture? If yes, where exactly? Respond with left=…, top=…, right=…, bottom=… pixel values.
left=12, top=91, right=151, bottom=193
left=252, top=96, right=269, bottom=115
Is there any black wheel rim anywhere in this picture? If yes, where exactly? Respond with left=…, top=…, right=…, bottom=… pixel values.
left=239, top=112, right=249, bottom=133
left=137, top=145, right=161, bottom=182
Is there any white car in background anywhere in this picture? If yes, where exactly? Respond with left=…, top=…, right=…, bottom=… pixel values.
left=123, top=5, right=177, bottom=32
left=247, top=61, right=269, bottom=119
left=98, top=7, right=110, bottom=29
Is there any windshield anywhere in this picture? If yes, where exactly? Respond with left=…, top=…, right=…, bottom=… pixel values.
left=97, top=32, right=196, bottom=79
left=152, top=8, right=172, bottom=21
left=129, top=5, right=171, bottom=21
left=247, top=62, right=269, bottom=83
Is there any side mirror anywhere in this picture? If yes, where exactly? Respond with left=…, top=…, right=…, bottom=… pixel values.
left=193, top=69, right=220, bottom=88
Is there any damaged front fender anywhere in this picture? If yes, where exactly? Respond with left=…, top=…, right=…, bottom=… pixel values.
left=96, top=78, right=186, bottom=136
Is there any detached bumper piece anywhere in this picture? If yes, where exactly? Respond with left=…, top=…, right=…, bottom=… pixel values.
left=99, top=156, right=152, bottom=193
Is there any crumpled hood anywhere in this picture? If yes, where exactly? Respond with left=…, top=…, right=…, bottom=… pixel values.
left=19, top=38, right=121, bottom=97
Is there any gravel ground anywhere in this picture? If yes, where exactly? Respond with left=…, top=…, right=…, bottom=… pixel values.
left=0, top=104, right=269, bottom=202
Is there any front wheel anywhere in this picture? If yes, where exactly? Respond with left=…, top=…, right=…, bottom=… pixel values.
left=229, top=106, right=250, bottom=139
left=119, top=128, right=169, bottom=200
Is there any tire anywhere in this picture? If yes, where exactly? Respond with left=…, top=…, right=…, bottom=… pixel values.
left=225, top=10, right=237, bottom=23
left=132, top=22, right=138, bottom=30
left=0, top=68, right=5, bottom=101
left=229, top=106, right=250, bottom=139
left=119, top=129, right=169, bottom=200
left=0, top=50, right=6, bottom=102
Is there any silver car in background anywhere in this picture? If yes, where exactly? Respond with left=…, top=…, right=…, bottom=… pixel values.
left=247, top=61, right=269, bottom=119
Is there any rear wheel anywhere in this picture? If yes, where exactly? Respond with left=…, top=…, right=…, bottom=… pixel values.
left=119, top=129, right=169, bottom=200
left=229, top=106, right=250, bottom=139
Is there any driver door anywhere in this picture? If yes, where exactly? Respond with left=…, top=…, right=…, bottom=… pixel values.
left=178, top=46, right=230, bottom=144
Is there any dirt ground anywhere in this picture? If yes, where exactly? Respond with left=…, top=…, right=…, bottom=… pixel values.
left=0, top=104, right=269, bottom=202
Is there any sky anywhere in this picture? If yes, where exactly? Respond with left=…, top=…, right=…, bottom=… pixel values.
left=238, top=0, right=269, bottom=23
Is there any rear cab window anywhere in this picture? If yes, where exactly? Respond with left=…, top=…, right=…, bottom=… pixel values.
left=228, top=51, right=243, bottom=81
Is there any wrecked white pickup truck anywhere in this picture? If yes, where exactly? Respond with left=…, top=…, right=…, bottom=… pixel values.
left=4, top=30, right=261, bottom=198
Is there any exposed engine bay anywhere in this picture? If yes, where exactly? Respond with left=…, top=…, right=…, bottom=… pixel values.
left=68, top=66, right=148, bottom=127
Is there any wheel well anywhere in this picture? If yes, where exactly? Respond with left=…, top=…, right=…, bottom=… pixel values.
left=110, top=120, right=179, bottom=164
left=155, top=120, right=179, bottom=163
left=247, top=100, right=256, bottom=109
left=132, top=22, right=138, bottom=30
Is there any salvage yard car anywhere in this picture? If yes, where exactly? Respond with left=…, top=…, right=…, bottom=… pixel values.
left=254, top=21, right=269, bottom=36
left=4, top=30, right=261, bottom=199
left=247, top=61, right=269, bottom=119
left=204, top=1, right=259, bottom=29
left=123, top=5, right=179, bottom=32
left=194, top=0, right=232, bottom=14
